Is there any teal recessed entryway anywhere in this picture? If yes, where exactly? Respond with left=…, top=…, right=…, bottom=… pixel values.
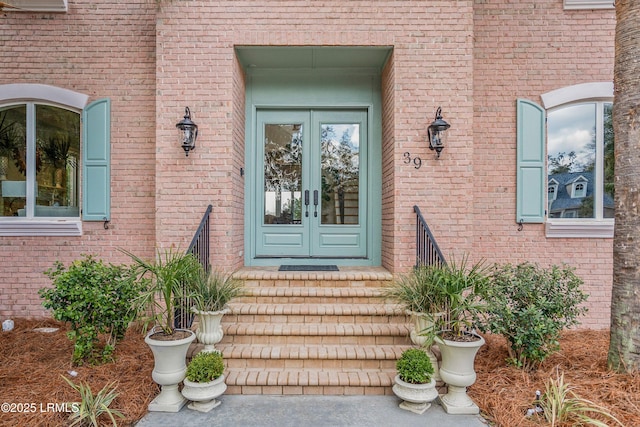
left=237, top=46, right=391, bottom=267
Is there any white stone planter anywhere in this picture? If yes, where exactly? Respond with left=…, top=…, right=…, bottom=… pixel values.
left=192, top=307, right=229, bottom=353
left=181, top=374, right=227, bottom=413
left=435, top=333, right=485, bottom=415
left=144, top=329, right=196, bottom=412
left=407, top=310, right=432, bottom=347
left=406, top=310, right=441, bottom=381
left=392, top=375, right=438, bottom=414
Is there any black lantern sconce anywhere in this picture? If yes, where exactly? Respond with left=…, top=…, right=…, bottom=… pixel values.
left=428, top=107, right=450, bottom=159
left=176, top=107, right=198, bottom=156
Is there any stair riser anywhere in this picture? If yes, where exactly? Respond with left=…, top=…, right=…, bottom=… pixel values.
left=226, top=385, right=396, bottom=396
left=238, top=296, right=382, bottom=304
left=220, top=335, right=411, bottom=346
left=226, top=359, right=398, bottom=370
left=223, top=315, right=409, bottom=324
left=243, top=280, right=391, bottom=288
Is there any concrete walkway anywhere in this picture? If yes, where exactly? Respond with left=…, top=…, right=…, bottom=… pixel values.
left=135, top=395, right=488, bottom=427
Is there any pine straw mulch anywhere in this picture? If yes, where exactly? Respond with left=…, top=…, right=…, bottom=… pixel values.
left=0, top=318, right=155, bottom=427
left=1, top=319, right=639, bottom=426
left=470, top=330, right=640, bottom=427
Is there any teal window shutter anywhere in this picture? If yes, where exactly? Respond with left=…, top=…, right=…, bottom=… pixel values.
left=82, top=98, right=111, bottom=221
left=516, top=99, right=545, bottom=223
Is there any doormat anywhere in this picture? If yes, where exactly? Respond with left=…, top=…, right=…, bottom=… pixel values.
left=278, top=265, right=339, bottom=272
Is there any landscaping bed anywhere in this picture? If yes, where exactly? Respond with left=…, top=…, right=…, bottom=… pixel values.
left=0, top=319, right=638, bottom=426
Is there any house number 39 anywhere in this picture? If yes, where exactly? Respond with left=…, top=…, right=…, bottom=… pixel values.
left=403, top=152, right=422, bottom=169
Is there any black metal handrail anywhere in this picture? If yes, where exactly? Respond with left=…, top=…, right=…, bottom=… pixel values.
left=175, top=204, right=213, bottom=329
left=413, top=205, right=447, bottom=268
left=187, top=204, right=213, bottom=273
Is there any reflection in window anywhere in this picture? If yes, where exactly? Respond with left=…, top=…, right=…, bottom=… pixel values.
left=321, top=124, right=359, bottom=225
left=0, top=104, right=80, bottom=218
left=547, top=102, right=613, bottom=219
left=263, top=124, right=302, bottom=225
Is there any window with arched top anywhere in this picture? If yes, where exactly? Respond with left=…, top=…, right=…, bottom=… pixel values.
left=517, top=82, right=614, bottom=237
left=0, top=84, right=110, bottom=236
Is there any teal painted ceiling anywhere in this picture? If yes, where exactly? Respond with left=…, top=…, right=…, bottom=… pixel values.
left=235, top=46, right=392, bottom=70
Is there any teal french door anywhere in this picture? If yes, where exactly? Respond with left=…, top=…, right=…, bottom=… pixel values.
left=255, top=109, right=368, bottom=258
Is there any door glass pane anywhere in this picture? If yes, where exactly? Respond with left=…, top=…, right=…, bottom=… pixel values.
left=263, top=124, right=302, bottom=225
left=320, top=124, right=359, bottom=225
left=35, top=105, right=80, bottom=217
left=547, top=103, right=596, bottom=219
left=0, top=105, right=27, bottom=217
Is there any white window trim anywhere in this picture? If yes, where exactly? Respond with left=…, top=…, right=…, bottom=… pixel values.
left=541, top=82, right=612, bottom=109
left=0, top=84, right=88, bottom=109
left=563, top=0, right=614, bottom=10
left=542, top=82, right=614, bottom=238
left=6, top=0, right=68, bottom=13
left=546, top=219, right=613, bottom=238
left=0, top=84, right=86, bottom=236
left=0, top=219, right=81, bottom=236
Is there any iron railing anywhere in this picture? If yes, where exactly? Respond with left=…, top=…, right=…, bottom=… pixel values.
left=413, top=205, right=447, bottom=268
left=187, top=204, right=213, bottom=273
left=175, top=204, right=213, bottom=329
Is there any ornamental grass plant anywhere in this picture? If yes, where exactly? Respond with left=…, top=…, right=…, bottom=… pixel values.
left=62, top=376, right=123, bottom=427
left=536, top=369, right=623, bottom=427
left=190, top=269, right=244, bottom=313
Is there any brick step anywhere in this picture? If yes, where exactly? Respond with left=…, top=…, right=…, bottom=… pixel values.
left=238, top=286, right=385, bottom=304
left=220, top=323, right=410, bottom=346
left=218, top=343, right=410, bottom=361
left=214, top=267, right=409, bottom=395
left=227, top=302, right=403, bottom=319
left=224, top=368, right=398, bottom=396
left=233, top=267, right=393, bottom=288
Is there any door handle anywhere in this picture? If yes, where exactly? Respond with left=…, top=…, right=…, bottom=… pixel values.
left=304, top=190, right=310, bottom=217
left=313, top=190, right=318, bottom=217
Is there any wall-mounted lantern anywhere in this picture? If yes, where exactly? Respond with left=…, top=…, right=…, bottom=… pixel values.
left=176, top=107, right=198, bottom=156
left=428, top=107, right=450, bottom=159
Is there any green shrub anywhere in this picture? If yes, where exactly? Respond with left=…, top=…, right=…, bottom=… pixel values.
left=39, top=255, right=142, bottom=365
left=396, top=348, right=434, bottom=384
left=186, top=351, right=225, bottom=383
left=477, top=262, right=588, bottom=370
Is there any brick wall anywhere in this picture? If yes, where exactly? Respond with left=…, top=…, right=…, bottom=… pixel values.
left=472, top=0, right=616, bottom=329
left=0, top=0, right=617, bottom=328
left=0, top=0, right=157, bottom=318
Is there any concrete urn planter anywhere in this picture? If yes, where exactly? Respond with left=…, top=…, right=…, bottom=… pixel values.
left=192, top=307, right=229, bottom=352
left=144, top=329, right=196, bottom=412
left=406, top=310, right=441, bottom=381
left=181, top=374, right=227, bottom=413
left=435, top=333, right=485, bottom=415
left=392, top=375, right=438, bottom=415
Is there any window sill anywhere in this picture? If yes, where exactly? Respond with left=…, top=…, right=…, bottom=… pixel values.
left=0, top=219, right=82, bottom=236
left=545, top=219, right=613, bottom=238
left=563, top=0, right=614, bottom=10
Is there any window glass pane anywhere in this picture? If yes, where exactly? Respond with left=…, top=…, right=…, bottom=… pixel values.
left=0, top=105, right=27, bottom=217
left=603, top=103, right=614, bottom=218
left=35, top=105, right=80, bottom=217
left=263, top=124, right=302, bottom=225
left=320, top=124, right=359, bottom=225
left=547, top=103, right=596, bottom=219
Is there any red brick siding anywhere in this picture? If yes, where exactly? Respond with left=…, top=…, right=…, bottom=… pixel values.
left=0, top=0, right=616, bottom=329
left=473, top=0, right=615, bottom=329
left=0, top=0, right=157, bottom=318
